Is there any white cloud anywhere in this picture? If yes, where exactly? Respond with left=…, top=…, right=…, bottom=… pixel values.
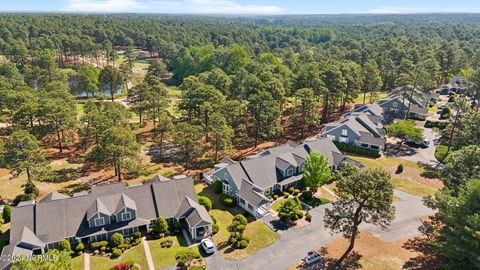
left=150, top=0, right=285, bottom=14
left=66, top=0, right=145, bottom=12
left=65, top=0, right=285, bottom=14
left=368, top=6, right=428, bottom=14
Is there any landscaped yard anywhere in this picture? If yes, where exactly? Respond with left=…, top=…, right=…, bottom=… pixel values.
left=197, top=183, right=280, bottom=260
left=85, top=242, right=149, bottom=270
left=271, top=198, right=286, bottom=212
left=348, top=155, right=440, bottom=197
left=149, top=236, right=201, bottom=269
left=220, top=220, right=280, bottom=260
left=70, top=255, right=84, bottom=270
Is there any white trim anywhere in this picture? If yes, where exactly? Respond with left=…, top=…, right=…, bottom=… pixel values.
left=94, top=216, right=105, bottom=227
left=122, top=212, right=131, bottom=221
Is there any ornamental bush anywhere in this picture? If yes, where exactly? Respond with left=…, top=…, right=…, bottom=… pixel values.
left=59, top=239, right=71, bottom=252
left=75, top=243, right=85, bottom=252
left=238, top=239, right=248, bottom=249
left=112, top=248, right=123, bottom=258
left=220, top=194, right=235, bottom=207
left=154, top=216, right=169, bottom=234
left=197, top=196, right=212, bottom=211
left=175, top=250, right=200, bottom=267
left=110, top=233, right=125, bottom=247
left=213, top=181, right=223, bottom=194
left=212, top=224, right=220, bottom=235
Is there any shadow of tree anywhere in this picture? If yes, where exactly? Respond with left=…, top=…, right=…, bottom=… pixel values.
left=402, top=218, right=442, bottom=270
left=50, top=168, right=83, bottom=183
left=385, top=143, right=418, bottom=157
left=418, top=164, right=441, bottom=179
left=295, top=248, right=362, bottom=270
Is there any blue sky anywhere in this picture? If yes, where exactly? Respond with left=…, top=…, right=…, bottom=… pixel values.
left=3, top=0, right=480, bottom=14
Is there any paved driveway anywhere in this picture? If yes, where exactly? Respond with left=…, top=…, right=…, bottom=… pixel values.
left=190, top=190, right=433, bottom=270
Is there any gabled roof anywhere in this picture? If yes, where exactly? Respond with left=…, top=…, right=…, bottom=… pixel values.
left=19, top=227, right=45, bottom=248
left=40, top=192, right=69, bottom=202
left=350, top=103, right=384, bottom=117
left=238, top=180, right=270, bottom=207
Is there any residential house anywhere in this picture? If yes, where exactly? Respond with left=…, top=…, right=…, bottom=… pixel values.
left=441, top=76, right=470, bottom=95
left=320, top=112, right=385, bottom=151
left=378, top=94, right=428, bottom=120
left=0, top=175, right=213, bottom=270
left=204, top=139, right=350, bottom=218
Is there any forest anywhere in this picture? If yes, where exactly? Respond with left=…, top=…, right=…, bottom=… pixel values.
left=0, top=13, right=479, bottom=270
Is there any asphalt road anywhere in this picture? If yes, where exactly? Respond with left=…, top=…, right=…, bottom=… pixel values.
left=181, top=190, right=434, bottom=270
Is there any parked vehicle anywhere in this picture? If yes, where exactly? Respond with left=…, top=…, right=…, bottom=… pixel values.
left=304, top=250, right=323, bottom=266
left=200, top=238, right=216, bottom=254
left=422, top=139, right=431, bottom=147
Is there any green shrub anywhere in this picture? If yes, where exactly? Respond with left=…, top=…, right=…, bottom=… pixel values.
left=273, top=194, right=278, bottom=200
left=212, top=224, right=220, bottom=235
left=110, top=233, right=125, bottom=247
left=154, top=216, right=169, bottom=234
left=13, top=193, right=36, bottom=206
left=213, top=181, right=223, bottom=194
left=295, top=210, right=304, bottom=219
left=305, top=212, right=312, bottom=222
left=237, top=240, right=248, bottom=249
left=211, top=215, right=217, bottom=224
left=175, top=250, right=200, bottom=267
left=197, top=196, right=212, bottom=211
left=396, top=164, right=404, bottom=174
left=112, top=248, right=122, bottom=258
left=283, top=192, right=290, bottom=198
left=100, top=246, right=106, bottom=252
left=220, top=194, right=235, bottom=207
left=188, top=266, right=204, bottom=270
left=59, top=239, right=71, bottom=251
left=334, top=142, right=380, bottom=157
left=75, top=243, right=85, bottom=252
left=3, top=205, right=11, bottom=223
left=302, top=190, right=313, bottom=200
left=288, top=187, right=295, bottom=193
left=293, top=189, right=300, bottom=195
left=425, top=120, right=448, bottom=130
left=242, top=236, right=250, bottom=243
left=133, top=232, right=142, bottom=239
left=441, top=107, right=451, bottom=119
left=160, top=239, right=174, bottom=248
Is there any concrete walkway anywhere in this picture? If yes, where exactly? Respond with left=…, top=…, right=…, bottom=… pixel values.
left=142, top=237, right=155, bottom=270
left=83, top=253, right=90, bottom=270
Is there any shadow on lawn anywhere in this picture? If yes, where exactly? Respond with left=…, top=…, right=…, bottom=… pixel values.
left=402, top=218, right=442, bottom=270
left=295, top=248, right=362, bottom=270
left=384, top=143, right=418, bottom=158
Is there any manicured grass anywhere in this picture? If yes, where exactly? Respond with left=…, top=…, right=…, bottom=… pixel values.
left=435, top=143, right=449, bottom=162
left=353, top=91, right=389, bottom=104
left=70, top=255, right=84, bottom=270
left=211, top=209, right=234, bottom=244
left=348, top=155, right=439, bottom=197
left=149, top=236, right=201, bottom=269
left=390, top=178, right=437, bottom=197
left=221, top=220, right=280, bottom=260
left=88, top=242, right=148, bottom=270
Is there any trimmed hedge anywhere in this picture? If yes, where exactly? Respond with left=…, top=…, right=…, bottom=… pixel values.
left=220, top=194, right=235, bottom=207
left=425, top=120, right=448, bottom=130
left=334, top=142, right=381, bottom=158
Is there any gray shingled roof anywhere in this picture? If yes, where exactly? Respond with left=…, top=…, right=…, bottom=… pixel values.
left=358, top=132, right=386, bottom=147
left=19, top=227, right=45, bottom=248
left=351, top=103, right=384, bottom=116
left=40, top=192, right=69, bottom=202
left=238, top=180, right=270, bottom=207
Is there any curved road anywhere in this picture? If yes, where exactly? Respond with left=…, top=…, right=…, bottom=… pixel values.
left=196, top=190, right=433, bottom=270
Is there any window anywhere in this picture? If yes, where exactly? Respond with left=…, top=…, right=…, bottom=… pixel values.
left=287, top=168, right=294, bottom=176
left=94, top=217, right=105, bottom=227
left=122, top=212, right=131, bottom=221
left=222, top=182, right=232, bottom=195
left=339, top=137, right=348, bottom=143
left=326, top=135, right=335, bottom=141
left=392, top=102, right=398, bottom=108
left=247, top=204, right=254, bottom=211
left=239, top=197, right=246, bottom=206
left=300, top=164, right=305, bottom=172
left=341, top=129, right=348, bottom=136
left=371, top=145, right=380, bottom=150
left=360, top=143, right=369, bottom=148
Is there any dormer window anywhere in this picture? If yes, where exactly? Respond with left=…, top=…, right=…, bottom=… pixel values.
left=392, top=102, right=398, bottom=108
left=122, top=212, right=131, bottom=221
left=287, top=168, right=294, bottom=176
left=94, top=217, right=105, bottom=226
left=341, top=129, right=348, bottom=136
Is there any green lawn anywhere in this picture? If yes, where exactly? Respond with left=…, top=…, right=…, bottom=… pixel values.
left=221, top=220, right=280, bottom=260
left=391, top=178, right=437, bottom=197
left=271, top=198, right=286, bottom=212
left=70, top=255, right=83, bottom=270
left=348, top=155, right=439, bottom=197
left=435, top=143, right=449, bottom=162
left=87, top=242, right=148, bottom=270
left=211, top=209, right=234, bottom=244
left=149, top=236, right=201, bottom=269
left=353, top=91, right=389, bottom=104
